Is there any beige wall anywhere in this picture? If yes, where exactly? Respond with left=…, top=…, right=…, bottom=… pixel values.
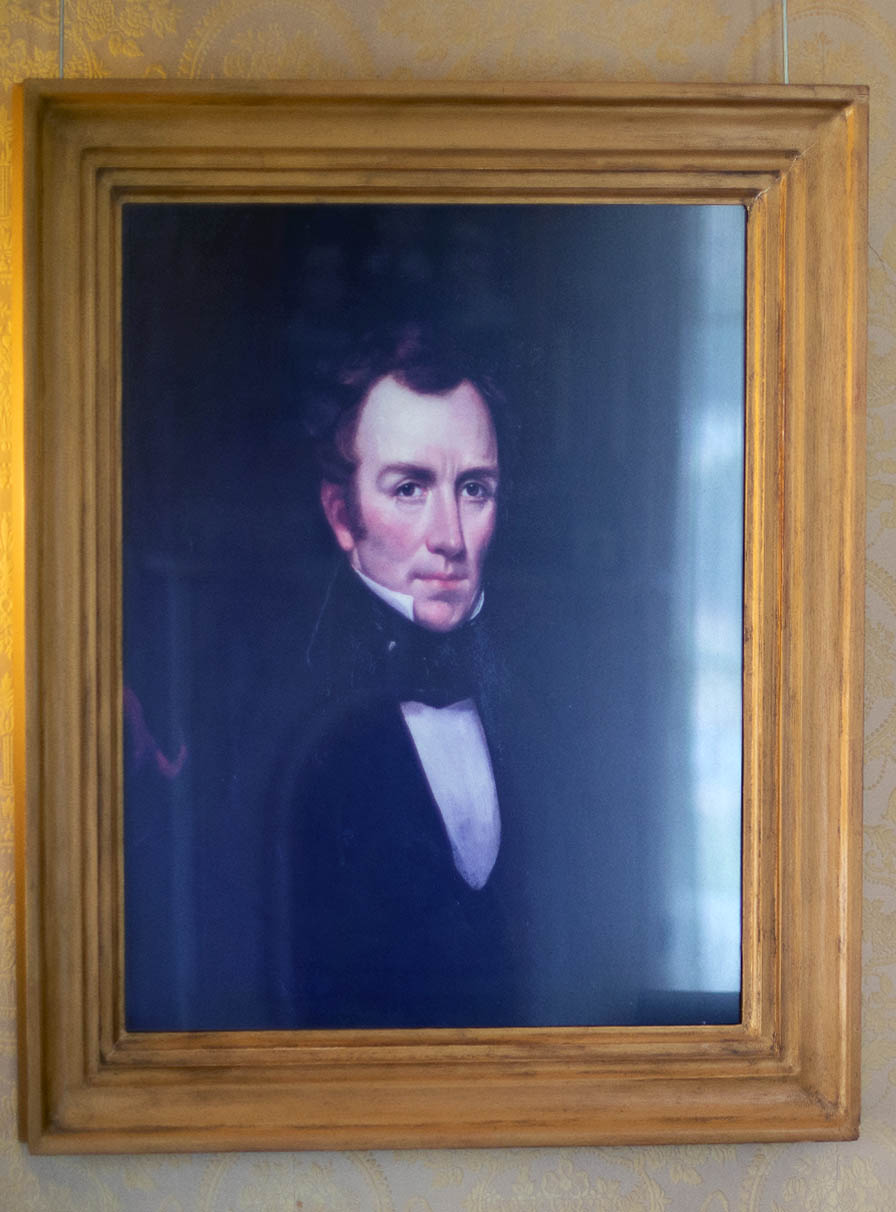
left=2, top=2, right=895, bottom=1207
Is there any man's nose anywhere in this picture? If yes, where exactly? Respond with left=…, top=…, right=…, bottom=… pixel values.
left=426, top=490, right=466, bottom=558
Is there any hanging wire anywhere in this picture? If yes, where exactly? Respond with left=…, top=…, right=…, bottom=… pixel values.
left=781, top=0, right=790, bottom=84
left=58, top=0, right=65, bottom=77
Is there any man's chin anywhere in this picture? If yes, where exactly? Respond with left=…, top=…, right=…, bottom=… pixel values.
left=412, top=596, right=473, bottom=633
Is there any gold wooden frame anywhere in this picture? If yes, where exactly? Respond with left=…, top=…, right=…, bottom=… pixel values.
left=12, top=81, right=866, bottom=1152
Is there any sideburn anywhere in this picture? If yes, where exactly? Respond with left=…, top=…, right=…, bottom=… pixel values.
left=343, top=478, right=368, bottom=542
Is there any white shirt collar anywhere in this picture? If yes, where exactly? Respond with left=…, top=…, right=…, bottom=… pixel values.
left=352, top=566, right=484, bottom=624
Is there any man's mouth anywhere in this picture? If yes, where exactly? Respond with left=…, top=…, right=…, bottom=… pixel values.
left=417, top=573, right=466, bottom=583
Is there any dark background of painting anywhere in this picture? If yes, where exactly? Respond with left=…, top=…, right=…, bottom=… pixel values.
left=122, top=203, right=744, bottom=1030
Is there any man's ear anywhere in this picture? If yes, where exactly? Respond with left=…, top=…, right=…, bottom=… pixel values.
left=320, top=481, right=356, bottom=554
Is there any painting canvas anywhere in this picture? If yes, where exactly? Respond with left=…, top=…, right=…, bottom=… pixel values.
left=121, top=202, right=745, bottom=1033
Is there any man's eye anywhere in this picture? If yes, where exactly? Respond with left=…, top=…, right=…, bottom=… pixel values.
left=461, top=481, right=492, bottom=500
left=395, top=481, right=423, bottom=498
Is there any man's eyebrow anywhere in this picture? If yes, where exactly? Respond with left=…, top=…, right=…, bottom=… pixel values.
left=376, top=462, right=499, bottom=487
left=457, top=465, right=499, bottom=483
left=376, top=463, right=437, bottom=485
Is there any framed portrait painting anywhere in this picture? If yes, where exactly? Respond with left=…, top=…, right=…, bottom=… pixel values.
left=13, top=81, right=866, bottom=1151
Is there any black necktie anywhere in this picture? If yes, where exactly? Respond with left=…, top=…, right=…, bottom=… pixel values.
left=308, top=567, right=494, bottom=709
left=379, top=613, right=482, bottom=707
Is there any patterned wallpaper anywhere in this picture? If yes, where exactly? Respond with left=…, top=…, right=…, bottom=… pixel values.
left=2, top=1, right=895, bottom=1207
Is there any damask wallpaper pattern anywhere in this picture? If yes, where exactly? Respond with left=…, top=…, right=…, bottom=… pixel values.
left=1, top=2, right=895, bottom=1208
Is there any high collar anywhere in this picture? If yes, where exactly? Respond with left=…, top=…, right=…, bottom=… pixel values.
left=351, top=565, right=484, bottom=627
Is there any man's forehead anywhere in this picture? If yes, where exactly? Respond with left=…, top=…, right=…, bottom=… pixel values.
left=356, top=375, right=498, bottom=464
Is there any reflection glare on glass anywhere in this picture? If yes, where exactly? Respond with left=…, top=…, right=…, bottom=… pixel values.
left=665, top=207, right=744, bottom=998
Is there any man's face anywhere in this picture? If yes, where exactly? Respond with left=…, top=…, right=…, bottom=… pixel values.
left=321, top=374, right=499, bottom=632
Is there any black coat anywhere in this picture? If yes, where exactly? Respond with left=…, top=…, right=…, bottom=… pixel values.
left=125, top=562, right=673, bottom=1032
left=266, top=566, right=539, bottom=1028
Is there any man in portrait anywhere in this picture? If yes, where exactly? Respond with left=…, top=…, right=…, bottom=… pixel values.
left=123, top=205, right=744, bottom=1036
left=268, top=325, right=540, bottom=1029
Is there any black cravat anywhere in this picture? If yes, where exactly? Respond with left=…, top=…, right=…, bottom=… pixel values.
left=307, top=565, right=494, bottom=709
left=379, top=611, right=481, bottom=707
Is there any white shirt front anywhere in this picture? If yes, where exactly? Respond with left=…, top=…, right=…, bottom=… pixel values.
left=353, top=568, right=500, bottom=890
left=400, top=699, right=501, bottom=890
